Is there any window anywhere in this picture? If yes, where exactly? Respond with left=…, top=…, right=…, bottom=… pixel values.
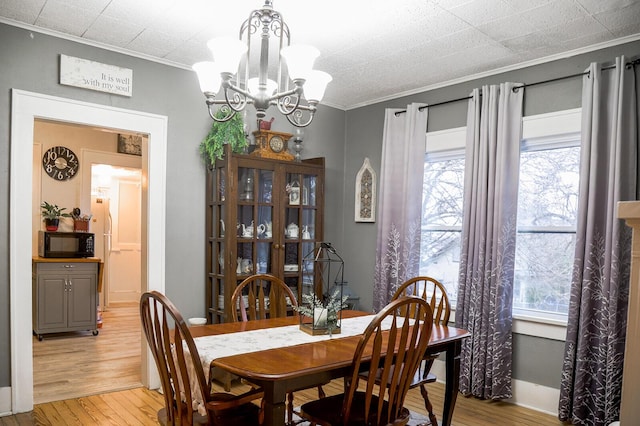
left=513, top=138, right=580, bottom=317
left=420, top=128, right=466, bottom=305
left=420, top=109, right=581, bottom=322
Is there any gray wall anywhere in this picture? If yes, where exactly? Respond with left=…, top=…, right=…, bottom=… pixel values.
left=341, top=40, right=640, bottom=389
left=0, top=23, right=345, bottom=388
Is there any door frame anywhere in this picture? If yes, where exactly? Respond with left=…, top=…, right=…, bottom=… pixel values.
left=10, top=89, right=167, bottom=413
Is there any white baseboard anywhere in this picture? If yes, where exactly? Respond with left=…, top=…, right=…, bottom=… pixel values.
left=431, top=360, right=560, bottom=416
left=0, top=387, right=11, bottom=416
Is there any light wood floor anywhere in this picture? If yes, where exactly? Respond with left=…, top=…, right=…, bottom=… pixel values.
left=2, top=378, right=564, bottom=425
left=32, top=303, right=142, bottom=404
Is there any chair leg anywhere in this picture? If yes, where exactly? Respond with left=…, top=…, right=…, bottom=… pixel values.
left=287, top=391, right=295, bottom=425
left=317, top=385, right=325, bottom=399
left=420, top=383, right=438, bottom=426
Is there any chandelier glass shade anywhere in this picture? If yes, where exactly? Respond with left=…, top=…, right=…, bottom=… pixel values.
left=193, top=0, right=332, bottom=128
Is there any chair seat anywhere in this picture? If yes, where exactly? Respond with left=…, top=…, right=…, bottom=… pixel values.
left=208, top=398, right=260, bottom=426
left=157, top=395, right=260, bottom=426
left=300, top=392, right=411, bottom=426
left=158, top=406, right=209, bottom=425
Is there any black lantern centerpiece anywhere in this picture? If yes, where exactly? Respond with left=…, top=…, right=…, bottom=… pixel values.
left=296, top=242, right=347, bottom=336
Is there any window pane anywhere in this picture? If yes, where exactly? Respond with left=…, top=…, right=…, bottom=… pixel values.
left=514, top=233, right=575, bottom=314
left=420, top=231, right=461, bottom=302
left=420, top=157, right=465, bottom=303
left=513, top=146, right=580, bottom=315
left=517, top=147, right=579, bottom=227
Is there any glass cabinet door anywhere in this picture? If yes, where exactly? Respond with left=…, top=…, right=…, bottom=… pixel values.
left=283, top=172, right=320, bottom=301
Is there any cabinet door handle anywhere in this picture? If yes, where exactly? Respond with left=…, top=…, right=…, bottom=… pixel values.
left=64, top=264, right=74, bottom=268
left=273, top=243, right=280, bottom=249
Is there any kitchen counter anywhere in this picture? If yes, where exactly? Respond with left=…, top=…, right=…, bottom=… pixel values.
left=33, top=256, right=102, bottom=263
left=32, top=257, right=103, bottom=340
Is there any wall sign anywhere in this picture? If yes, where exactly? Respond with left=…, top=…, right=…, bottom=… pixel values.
left=60, top=54, right=133, bottom=97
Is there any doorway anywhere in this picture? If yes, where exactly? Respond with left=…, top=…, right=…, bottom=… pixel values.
left=90, top=159, right=143, bottom=309
left=10, top=90, right=167, bottom=413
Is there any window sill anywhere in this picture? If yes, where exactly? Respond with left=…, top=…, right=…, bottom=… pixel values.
left=449, top=308, right=567, bottom=341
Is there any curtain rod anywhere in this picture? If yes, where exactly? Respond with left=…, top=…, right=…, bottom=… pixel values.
left=394, top=57, right=640, bottom=116
left=394, top=95, right=472, bottom=116
left=512, top=58, right=639, bottom=92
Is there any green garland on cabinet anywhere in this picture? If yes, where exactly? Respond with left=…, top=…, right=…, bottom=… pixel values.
left=199, top=109, right=248, bottom=165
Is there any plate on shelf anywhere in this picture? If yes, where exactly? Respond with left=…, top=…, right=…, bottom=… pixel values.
left=284, top=264, right=299, bottom=272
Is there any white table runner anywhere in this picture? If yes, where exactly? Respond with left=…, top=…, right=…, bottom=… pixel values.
left=194, top=314, right=378, bottom=364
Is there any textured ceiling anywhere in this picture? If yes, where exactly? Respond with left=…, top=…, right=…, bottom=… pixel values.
left=1, top=0, right=640, bottom=110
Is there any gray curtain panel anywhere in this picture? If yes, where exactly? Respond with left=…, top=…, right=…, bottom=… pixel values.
left=455, top=83, right=523, bottom=400
left=559, top=57, right=638, bottom=426
left=373, top=103, right=428, bottom=312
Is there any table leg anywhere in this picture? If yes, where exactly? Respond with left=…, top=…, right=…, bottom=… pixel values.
left=441, top=340, right=462, bottom=426
left=262, top=382, right=287, bottom=426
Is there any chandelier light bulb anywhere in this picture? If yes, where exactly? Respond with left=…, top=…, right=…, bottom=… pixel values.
left=304, top=70, right=332, bottom=102
left=281, top=45, right=319, bottom=81
left=248, top=77, right=278, bottom=95
left=207, top=37, right=247, bottom=74
left=193, top=61, right=221, bottom=94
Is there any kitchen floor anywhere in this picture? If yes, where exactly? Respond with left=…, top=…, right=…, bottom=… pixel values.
left=32, top=303, right=141, bottom=404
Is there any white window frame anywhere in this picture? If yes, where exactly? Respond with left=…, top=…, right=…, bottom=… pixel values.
left=423, top=108, right=582, bottom=341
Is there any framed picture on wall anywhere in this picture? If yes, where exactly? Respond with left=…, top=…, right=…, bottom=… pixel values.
left=117, top=134, right=142, bottom=156
left=355, top=157, right=376, bottom=222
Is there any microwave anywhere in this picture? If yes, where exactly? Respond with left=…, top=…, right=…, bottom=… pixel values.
left=38, top=231, right=95, bottom=258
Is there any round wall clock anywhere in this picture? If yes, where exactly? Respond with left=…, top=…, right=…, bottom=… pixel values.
left=43, top=146, right=79, bottom=181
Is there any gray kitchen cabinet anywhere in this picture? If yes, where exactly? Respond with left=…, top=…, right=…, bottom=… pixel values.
left=32, top=259, right=99, bottom=340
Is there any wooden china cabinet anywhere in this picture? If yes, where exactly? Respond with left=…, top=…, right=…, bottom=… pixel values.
left=205, top=141, right=325, bottom=323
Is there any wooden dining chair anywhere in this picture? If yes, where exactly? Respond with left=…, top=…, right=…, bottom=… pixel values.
left=230, top=274, right=325, bottom=425
left=299, top=296, right=434, bottom=425
left=229, top=273, right=298, bottom=322
left=140, top=291, right=263, bottom=425
left=391, top=276, right=451, bottom=426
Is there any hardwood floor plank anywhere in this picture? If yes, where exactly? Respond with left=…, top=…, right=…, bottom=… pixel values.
left=5, top=377, right=566, bottom=425
left=96, top=392, right=145, bottom=426
left=32, top=304, right=142, bottom=404
left=50, top=401, right=82, bottom=426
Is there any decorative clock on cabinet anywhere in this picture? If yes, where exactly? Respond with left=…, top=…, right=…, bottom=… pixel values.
left=42, top=146, right=79, bottom=181
left=251, top=130, right=294, bottom=161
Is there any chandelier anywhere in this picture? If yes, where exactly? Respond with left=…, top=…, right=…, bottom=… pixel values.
left=193, top=0, right=332, bottom=128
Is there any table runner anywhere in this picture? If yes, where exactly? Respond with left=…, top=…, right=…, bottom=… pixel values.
left=194, top=314, right=377, bottom=363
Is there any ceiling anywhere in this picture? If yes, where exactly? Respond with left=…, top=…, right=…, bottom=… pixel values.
left=1, top=0, right=640, bottom=110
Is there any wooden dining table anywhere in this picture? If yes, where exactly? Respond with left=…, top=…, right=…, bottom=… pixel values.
left=190, top=311, right=470, bottom=426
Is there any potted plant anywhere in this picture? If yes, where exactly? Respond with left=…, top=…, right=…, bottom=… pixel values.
left=199, top=109, right=248, bottom=166
left=41, top=201, right=71, bottom=231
